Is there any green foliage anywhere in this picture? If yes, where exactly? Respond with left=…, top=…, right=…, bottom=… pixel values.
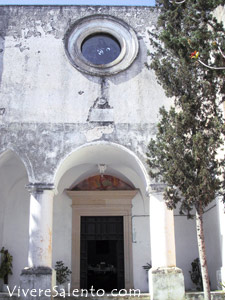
left=189, top=258, right=203, bottom=291
left=147, top=2, right=224, bottom=299
left=55, top=261, right=72, bottom=285
left=0, top=247, right=13, bottom=284
left=152, top=0, right=225, bottom=92
left=146, top=0, right=225, bottom=216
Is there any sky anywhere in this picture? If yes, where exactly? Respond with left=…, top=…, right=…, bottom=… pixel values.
left=0, top=0, right=155, bottom=5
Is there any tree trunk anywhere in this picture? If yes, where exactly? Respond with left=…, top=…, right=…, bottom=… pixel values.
left=196, top=201, right=211, bottom=300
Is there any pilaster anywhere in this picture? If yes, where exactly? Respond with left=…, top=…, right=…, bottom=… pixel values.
left=20, top=183, right=56, bottom=300
left=149, top=183, right=185, bottom=300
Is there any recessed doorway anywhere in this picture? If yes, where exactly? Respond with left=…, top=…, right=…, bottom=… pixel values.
left=67, top=189, right=137, bottom=290
left=80, top=216, right=124, bottom=291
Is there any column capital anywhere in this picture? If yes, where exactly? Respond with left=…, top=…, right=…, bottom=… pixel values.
left=26, top=183, right=55, bottom=194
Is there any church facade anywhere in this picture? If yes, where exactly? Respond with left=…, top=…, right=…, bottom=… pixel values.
left=0, top=5, right=224, bottom=300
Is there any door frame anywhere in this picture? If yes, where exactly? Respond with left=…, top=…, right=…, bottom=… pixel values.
left=66, top=190, right=137, bottom=290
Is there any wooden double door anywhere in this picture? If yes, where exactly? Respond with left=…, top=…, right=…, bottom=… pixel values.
left=80, top=216, right=125, bottom=291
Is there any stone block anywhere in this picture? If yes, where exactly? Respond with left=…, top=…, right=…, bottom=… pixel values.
left=20, top=267, right=56, bottom=300
left=89, top=108, right=114, bottom=123
left=149, top=267, right=185, bottom=300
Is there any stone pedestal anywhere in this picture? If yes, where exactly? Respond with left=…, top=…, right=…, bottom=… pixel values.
left=149, top=267, right=185, bottom=300
left=20, top=267, right=56, bottom=300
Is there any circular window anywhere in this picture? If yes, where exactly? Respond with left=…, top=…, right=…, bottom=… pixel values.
left=81, top=33, right=121, bottom=65
left=65, top=15, right=139, bottom=76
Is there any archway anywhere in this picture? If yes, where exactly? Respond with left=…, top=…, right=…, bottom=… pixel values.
left=54, top=141, right=150, bottom=195
left=53, top=142, right=151, bottom=291
left=0, top=150, right=29, bottom=288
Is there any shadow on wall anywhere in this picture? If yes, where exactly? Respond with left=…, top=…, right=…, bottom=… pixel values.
left=0, top=36, right=4, bottom=89
left=0, top=150, right=30, bottom=288
left=80, top=36, right=148, bottom=86
left=110, top=38, right=148, bottom=86
left=0, top=8, right=9, bottom=88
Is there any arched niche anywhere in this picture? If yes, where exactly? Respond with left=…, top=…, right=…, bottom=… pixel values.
left=0, top=149, right=30, bottom=288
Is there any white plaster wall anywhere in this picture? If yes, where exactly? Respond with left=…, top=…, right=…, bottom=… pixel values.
left=203, top=201, right=221, bottom=290
left=110, top=37, right=171, bottom=125
left=0, top=7, right=172, bottom=125
left=52, top=168, right=73, bottom=272
left=174, top=201, right=222, bottom=291
left=174, top=214, right=199, bottom=291
left=52, top=190, right=72, bottom=271
left=0, top=153, right=29, bottom=289
left=214, top=5, right=225, bottom=24
left=0, top=35, right=98, bottom=124
left=132, top=192, right=150, bottom=292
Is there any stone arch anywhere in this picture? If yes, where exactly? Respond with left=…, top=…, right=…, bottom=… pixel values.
left=0, top=148, right=30, bottom=288
left=52, top=141, right=151, bottom=291
left=53, top=141, right=151, bottom=196
left=0, top=148, right=34, bottom=183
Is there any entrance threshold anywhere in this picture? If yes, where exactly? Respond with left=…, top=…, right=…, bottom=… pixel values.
left=0, top=293, right=150, bottom=300
left=0, top=291, right=225, bottom=300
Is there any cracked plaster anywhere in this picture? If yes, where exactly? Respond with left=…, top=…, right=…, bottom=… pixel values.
left=0, top=5, right=169, bottom=185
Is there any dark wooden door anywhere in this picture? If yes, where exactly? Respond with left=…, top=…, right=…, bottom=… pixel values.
left=80, top=216, right=125, bottom=291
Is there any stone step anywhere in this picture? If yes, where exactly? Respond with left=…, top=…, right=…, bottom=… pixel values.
left=185, top=291, right=225, bottom=300
left=54, top=294, right=150, bottom=300
left=0, top=293, right=18, bottom=300
left=0, top=293, right=150, bottom=300
left=0, top=291, right=224, bottom=300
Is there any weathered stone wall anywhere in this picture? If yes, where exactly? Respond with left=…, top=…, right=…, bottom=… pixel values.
left=0, top=5, right=170, bottom=184
left=0, top=6, right=163, bottom=292
left=0, top=5, right=223, bottom=293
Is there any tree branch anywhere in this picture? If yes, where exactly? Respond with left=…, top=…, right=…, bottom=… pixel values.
left=218, top=46, right=225, bottom=59
left=198, top=59, right=225, bottom=70
left=169, top=0, right=186, bottom=3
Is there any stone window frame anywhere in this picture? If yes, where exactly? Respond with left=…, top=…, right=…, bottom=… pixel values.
left=64, top=15, right=139, bottom=76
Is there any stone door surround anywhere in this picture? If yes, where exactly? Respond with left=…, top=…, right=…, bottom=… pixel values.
left=66, top=190, right=137, bottom=290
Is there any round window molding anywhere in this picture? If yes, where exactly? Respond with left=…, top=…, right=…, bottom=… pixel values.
left=64, top=15, right=139, bottom=76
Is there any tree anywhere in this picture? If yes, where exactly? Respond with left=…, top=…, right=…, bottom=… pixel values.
left=54, top=261, right=72, bottom=285
left=0, top=247, right=13, bottom=285
left=146, top=1, right=225, bottom=300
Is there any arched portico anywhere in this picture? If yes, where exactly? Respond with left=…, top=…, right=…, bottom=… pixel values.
left=0, top=149, right=30, bottom=289
left=1, top=144, right=223, bottom=298
left=53, top=141, right=151, bottom=195
left=53, top=142, right=150, bottom=291
left=19, top=141, right=184, bottom=300
left=52, top=142, right=184, bottom=299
